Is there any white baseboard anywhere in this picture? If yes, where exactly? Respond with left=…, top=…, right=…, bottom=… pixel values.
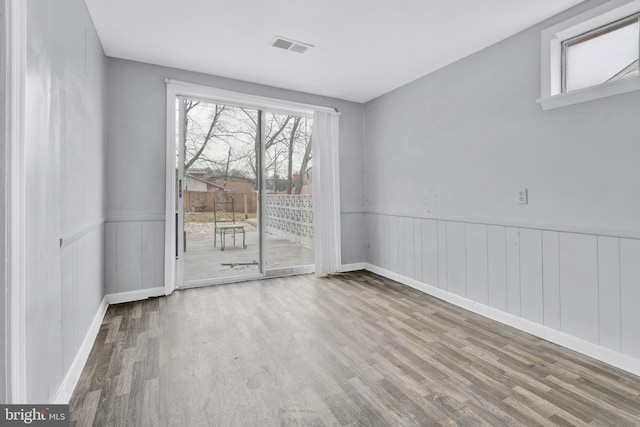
left=339, top=263, right=366, bottom=272
left=52, top=287, right=164, bottom=403
left=51, top=266, right=639, bottom=405
left=363, top=263, right=640, bottom=378
left=53, top=296, right=108, bottom=404
left=106, top=287, right=165, bottom=305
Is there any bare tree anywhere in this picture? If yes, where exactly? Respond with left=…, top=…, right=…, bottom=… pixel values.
left=295, top=134, right=312, bottom=195
left=183, top=100, right=226, bottom=171
left=239, top=109, right=293, bottom=179
left=286, top=117, right=302, bottom=193
left=181, top=102, right=313, bottom=195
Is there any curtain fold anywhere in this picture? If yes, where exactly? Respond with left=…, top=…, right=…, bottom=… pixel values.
left=312, top=111, right=341, bottom=275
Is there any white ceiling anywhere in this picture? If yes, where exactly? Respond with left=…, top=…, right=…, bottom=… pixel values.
left=85, top=0, right=585, bottom=103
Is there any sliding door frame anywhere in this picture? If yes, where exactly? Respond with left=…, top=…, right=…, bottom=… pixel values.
left=4, top=0, right=27, bottom=403
left=174, top=96, right=265, bottom=289
left=164, top=80, right=337, bottom=294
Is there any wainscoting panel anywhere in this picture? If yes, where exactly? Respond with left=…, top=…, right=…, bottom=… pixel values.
left=446, top=222, right=466, bottom=297
left=142, top=221, right=165, bottom=289
left=105, top=218, right=165, bottom=294
left=340, top=212, right=365, bottom=266
left=465, top=223, right=488, bottom=304
left=60, top=224, right=104, bottom=383
left=141, top=221, right=156, bottom=288
left=363, top=212, right=640, bottom=369
left=398, top=217, right=413, bottom=277
left=519, top=228, right=543, bottom=325
left=61, top=240, right=79, bottom=377
left=402, top=217, right=416, bottom=279
left=116, top=221, right=143, bottom=292
left=505, top=227, right=521, bottom=317
left=597, top=236, right=621, bottom=352
left=542, top=231, right=561, bottom=330
left=412, top=218, right=423, bottom=283
left=104, top=222, right=117, bottom=294
left=620, top=238, right=640, bottom=358
left=559, top=233, right=599, bottom=344
left=420, top=219, right=439, bottom=287
left=487, top=225, right=507, bottom=311
left=437, top=221, right=448, bottom=290
left=379, top=215, right=390, bottom=271
left=388, top=216, right=399, bottom=274
left=368, top=214, right=380, bottom=267
left=395, top=216, right=405, bottom=277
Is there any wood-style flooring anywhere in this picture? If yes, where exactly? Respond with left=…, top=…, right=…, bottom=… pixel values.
left=69, top=271, right=640, bottom=426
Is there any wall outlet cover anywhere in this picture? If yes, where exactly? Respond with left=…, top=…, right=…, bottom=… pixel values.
left=517, top=188, right=528, bottom=204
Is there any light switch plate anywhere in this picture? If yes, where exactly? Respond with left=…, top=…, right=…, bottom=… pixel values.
left=517, top=188, right=528, bottom=204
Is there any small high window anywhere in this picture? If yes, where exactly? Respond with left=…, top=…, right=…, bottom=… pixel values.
left=563, top=14, right=639, bottom=93
left=538, top=0, right=640, bottom=110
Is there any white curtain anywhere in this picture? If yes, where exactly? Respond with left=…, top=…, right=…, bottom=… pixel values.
left=312, top=111, right=341, bottom=276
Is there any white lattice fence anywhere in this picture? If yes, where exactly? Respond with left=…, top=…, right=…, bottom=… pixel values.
left=265, top=194, right=314, bottom=247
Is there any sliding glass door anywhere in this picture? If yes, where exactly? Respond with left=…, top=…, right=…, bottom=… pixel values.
left=175, top=97, right=315, bottom=287
left=263, top=112, right=314, bottom=273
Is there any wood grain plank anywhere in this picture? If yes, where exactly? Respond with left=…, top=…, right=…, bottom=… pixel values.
left=69, top=271, right=640, bottom=427
left=76, top=389, right=101, bottom=427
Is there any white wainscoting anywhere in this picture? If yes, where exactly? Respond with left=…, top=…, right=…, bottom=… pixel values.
left=58, top=221, right=106, bottom=403
left=364, top=212, right=640, bottom=371
left=340, top=212, right=365, bottom=266
left=105, top=216, right=165, bottom=294
left=54, top=296, right=107, bottom=404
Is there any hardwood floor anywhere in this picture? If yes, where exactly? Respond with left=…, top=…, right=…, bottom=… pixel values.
left=69, top=271, right=640, bottom=426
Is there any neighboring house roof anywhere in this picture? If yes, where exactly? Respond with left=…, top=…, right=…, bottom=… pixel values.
left=210, top=176, right=253, bottom=182
left=185, top=173, right=225, bottom=190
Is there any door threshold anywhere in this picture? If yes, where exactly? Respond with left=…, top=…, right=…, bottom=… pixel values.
left=179, top=273, right=264, bottom=289
left=178, top=265, right=315, bottom=290
left=264, top=265, right=315, bottom=278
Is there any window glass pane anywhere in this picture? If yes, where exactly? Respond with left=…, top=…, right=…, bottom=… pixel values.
left=565, top=19, right=639, bottom=92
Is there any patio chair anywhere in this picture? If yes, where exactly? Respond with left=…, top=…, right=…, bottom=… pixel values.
left=213, top=196, right=247, bottom=251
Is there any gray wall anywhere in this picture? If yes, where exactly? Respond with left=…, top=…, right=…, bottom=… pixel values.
left=363, top=0, right=640, bottom=361
left=105, top=59, right=365, bottom=293
left=25, top=0, right=106, bottom=402
left=0, top=0, right=6, bottom=404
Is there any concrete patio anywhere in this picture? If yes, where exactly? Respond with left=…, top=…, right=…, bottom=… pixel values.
left=183, top=228, right=314, bottom=281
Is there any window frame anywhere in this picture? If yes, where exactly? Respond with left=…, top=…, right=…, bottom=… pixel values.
left=561, top=12, right=640, bottom=93
left=538, top=0, right=640, bottom=110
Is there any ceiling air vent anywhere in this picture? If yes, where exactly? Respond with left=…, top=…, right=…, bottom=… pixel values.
left=271, top=36, right=313, bottom=54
